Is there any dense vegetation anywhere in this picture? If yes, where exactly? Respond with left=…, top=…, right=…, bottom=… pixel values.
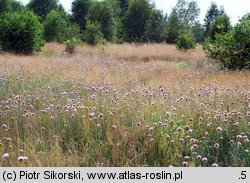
left=0, top=44, right=249, bottom=167
left=204, top=15, right=250, bottom=69
left=0, top=0, right=249, bottom=69
left=0, top=9, right=44, bottom=54
left=0, top=1, right=249, bottom=167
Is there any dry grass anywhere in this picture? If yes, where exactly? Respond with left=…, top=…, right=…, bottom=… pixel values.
left=42, top=42, right=206, bottom=61
left=0, top=43, right=249, bottom=167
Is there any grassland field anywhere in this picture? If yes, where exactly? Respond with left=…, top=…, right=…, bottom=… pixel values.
left=0, top=43, right=249, bottom=167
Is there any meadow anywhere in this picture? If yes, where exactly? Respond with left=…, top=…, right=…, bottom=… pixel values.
left=0, top=43, right=249, bottom=167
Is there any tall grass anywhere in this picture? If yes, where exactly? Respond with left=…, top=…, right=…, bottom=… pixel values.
left=0, top=43, right=249, bottom=167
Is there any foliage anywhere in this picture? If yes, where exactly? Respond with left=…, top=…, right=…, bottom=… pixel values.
left=27, top=0, right=59, bottom=19
left=65, top=23, right=82, bottom=40
left=144, top=9, right=165, bottom=43
left=105, top=0, right=123, bottom=43
left=0, top=10, right=44, bottom=54
left=204, top=2, right=224, bottom=38
left=64, top=38, right=80, bottom=54
left=119, top=0, right=128, bottom=16
left=44, top=10, right=68, bottom=42
left=123, top=0, right=152, bottom=42
left=166, top=0, right=201, bottom=45
left=0, top=0, right=23, bottom=15
left=87, top=0, right=116, bottom=42
left=164, top=8, right=180, bottom=44
left=83, top=20, right=104, bottom=45
left=204, top=18, right=250, bottom=69
left=192, top=21, right=205, bottom=43
left=176, top=31, right=196, bottom=50
left=175, top=0, right=200, bottom=26
left=210, top=14, right=231, bottom=40
left=71, top=0, right=89, bottom=30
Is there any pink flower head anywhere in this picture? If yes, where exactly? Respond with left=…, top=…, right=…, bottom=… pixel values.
left=216, top=127, right=224, bottom=133
left=182, top=161, right=189, bottom=167
left=2, top=153, right=9, bottom=160
left=214, top=143, right=220, bottom=149
left=212, top=163, right=219, bottom=167
left=111, top=125, right=117, bottom=130
left=202, top=157, right=208, bottom=163
left=196, top=155, right=202, bottom=161
left=17, top=156, right=28, bottom=162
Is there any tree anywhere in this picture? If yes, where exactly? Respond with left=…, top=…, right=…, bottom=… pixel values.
left=71, top=0, right=89, bottom=30
left=145, top=9, right=164, bottom=43
left=123, top=0, right=152, bottom=42
left=83, top=20, right=104, bottom=45
left=204, top=17, right=250, bottom=69
left=119, top=0, right=128, bottom=16
left=204, top=2, right=224, bottom=38
left=43, top=10, right=68, bottom=42
left=164, top=8, right=180, bottom=44
left=87, top=0, right=115, bottom=42
left=165, top=0, right=200, bottom=44
left=106, top=0, right=123, bottom=42
left=0, top=0, right=11, bottom=15
left=175, top=0, right=200, bottom=26
left=27, top=0, right=59, bottom=19
left=210, top=14, right=231, bottom=40
left=0, top=0, right=23, bottom=15
left=192, top=21, right=204, bottom=43
left=9, top=0, right=23, bottom=11
left=0, top=10, right=44, bottom=54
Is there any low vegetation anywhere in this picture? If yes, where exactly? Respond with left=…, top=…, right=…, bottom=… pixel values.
left=0, top=44, right=249, bottom=167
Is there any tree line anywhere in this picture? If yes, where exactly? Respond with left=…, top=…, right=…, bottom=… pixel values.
left=0, top=0, right=234, bottom=44
left=0, top=0, right=249, bottom=69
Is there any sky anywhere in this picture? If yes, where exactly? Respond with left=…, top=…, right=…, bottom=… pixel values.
left=19, top=0, right=250, bottom=24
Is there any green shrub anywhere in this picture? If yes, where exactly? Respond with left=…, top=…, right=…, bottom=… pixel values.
left=64, top=38, right=79, bottom=54
left=204, top=18, right=250, bottom=70
left=83, top=20, right=104, bottom=45
left=65, top=23, right=82, bottom=41
left=176, top=31, right=196, bottom=50
left=210, top=14, right=231, bottom=40
left=0, top=10, right=44, bottom=54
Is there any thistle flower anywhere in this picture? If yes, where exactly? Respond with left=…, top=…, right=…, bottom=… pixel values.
left=212, top=163, right=219, bottom=167
left=243, top=139, right=249, bottom=144
left=182, top=161, right=189, bottom=167
left=177, top=127, right=182, bottom=132
left=202, top=157, right=208, bottom=163
left=112, top=125, right=117, bottom=130
left=191, top=144, right=198, bottom=151
left=216, top=127, right=223, bottom=133
left=183, top=156, right=190, bottom=161
left=17, top=156, right=28, bottom=162
left=2, top=153, right=9, bottom=160
left=214, top=143, right=220, bottom=149
left=150, top=138, right=154, bottom=142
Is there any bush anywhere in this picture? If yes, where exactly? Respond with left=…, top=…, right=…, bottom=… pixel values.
left=65, top=23, right=82, bottom=40
left=210, top=14, right=231, bottom=40
left=64, top=38, right=79, bottom=54
left=0, top=10, right=44, bottom=54
left=176, top=31, right=196, bottom=50
left=83, top=20, right=104, bottom=45
left=204, top=18, right=250, bottom=70
left=44, top=10, right=68, bottom=42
